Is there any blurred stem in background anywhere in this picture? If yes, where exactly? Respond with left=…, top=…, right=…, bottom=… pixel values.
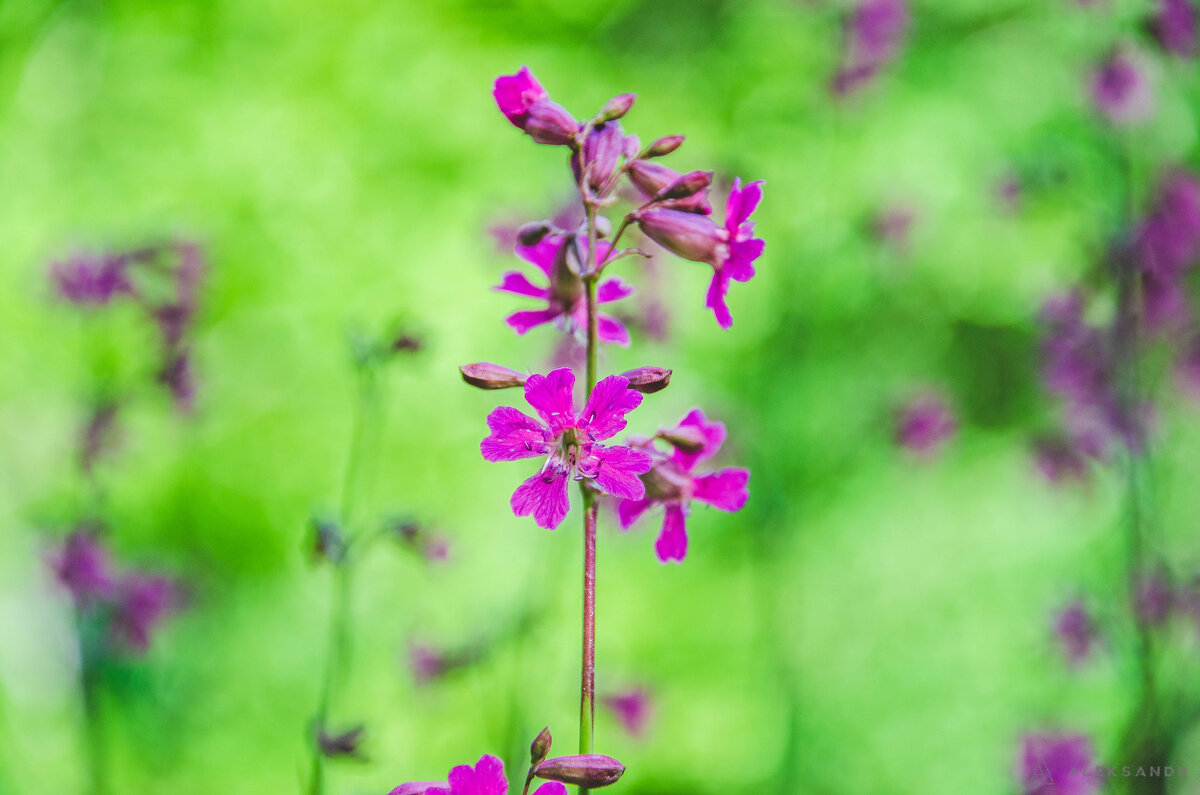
left=308, top=347, right=385, bottom=795
left=75, top=605, right=108, bottom=795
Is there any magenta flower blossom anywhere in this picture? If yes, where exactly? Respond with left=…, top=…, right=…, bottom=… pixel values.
left=498, top=233, right=634, bottom=346
left=832, top=0, right=910, bottom=95
left=633, top=179, right=764, bottom=328
left=1135, top=170, right=1200, bottom=280
left=391, top=754, right=566, bottom=795
left=50, top=253, right=132, bottom=306
left=1148, top=0, right=1197, bottom=57
left=1018, top=734, right=1099, bottom=795
left=481, top=368, right=652, bottom=529
left=618, top=410, right=749, bottom=563
left=894, top=394, right=957, bottom=457
left=603, top=688, right=652, bottom=737
left=110, top=573, right=178, bottom=653
left=1089, top=50, right=1154, bottom=125
left=493, top=67, right=578, bottom=147
left=49, top=530, right=115, bottom=605
left=1053, top=600, right=1097, bottom=665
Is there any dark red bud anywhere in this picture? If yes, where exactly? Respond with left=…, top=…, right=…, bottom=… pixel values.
left=460, top=362, right=528, bottom=390
left=517, top=222, right=553, bottom=246
left=534, top=755, right=626, bottom=788
left=524, top=100, right=579, bottom=146
left=621, top=367, right=672, bottom=394
left=531, top=727, right=553, bottom=765
left=598, top=93, right=636, bottom=121
left=653, top=170, right=712, bottom=202
left=646, top=135, right=685, bottom=157
left=657, top=426, right=707, bottom=453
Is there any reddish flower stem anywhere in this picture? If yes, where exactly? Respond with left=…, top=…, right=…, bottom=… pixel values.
left=579, top=202, right=601, bottom=794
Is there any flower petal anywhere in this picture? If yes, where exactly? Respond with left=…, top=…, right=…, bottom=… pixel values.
left=481, top=406, right=549, bottom=462
left=654, top=505, right=688, bottom=563
left=617, top=497, right=654, bottom=529
left=670, top=409, right=727, bottom=470
left=515, top=234, right=564, bottom=278
left=506, top=309, right=561, bottom=336
left=447, top=755, right=509, bottom=795
left=725, top=237, right=762, bottom=282
left=531, top=784, right=567, bottom=795
left=579, top=375, right=641, bottom=441
left=496, top=271, right=551, bottom=299
left=494, top=66, right=547, bottom=128
left=693, top=467, right=750, bottom=512
left=511, top=468, right=571, bottom=530
left=596, top=277, right=634, bottom=303
left=597, top=314, right=631, bottom=347
left=705, top=271, right=733, bottom=329
left=725, top=178, right=764, bottom=228
left=583, top=444, right=652, bottom=500
left=523, top=368, right=577, bottom=434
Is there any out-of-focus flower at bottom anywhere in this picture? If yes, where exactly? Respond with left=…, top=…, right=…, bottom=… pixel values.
left=1018, top=734, right=1099, bottom=795
left=390, top=754, right=567, bottom=795
left=1053, top=600, right=1098, bottom=665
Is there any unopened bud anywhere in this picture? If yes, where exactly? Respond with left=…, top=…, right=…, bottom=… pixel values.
left=317, top=724, right=367, bottom=760
left=653, top=170, right=712, bottom=202
left=657, top=426, right=707, bottom=453
left=646, top=135, right=684, bottom=157
left=598, top=93, right=636, bottom=122
left=531, top=727, right=553, bottom=765
left=534, top=755, right=626, bottom=788
left=460, top=362, right=528, bottom=390
left=621, top=367, right=672, bottom=394
left=525, top=100, right=579, bottom=146
left=392, top=334, right=423, bottom=354
left=517, top=222, right=552, bottom=246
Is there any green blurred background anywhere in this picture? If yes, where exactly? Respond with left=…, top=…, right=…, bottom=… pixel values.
left=2, top=0, right=1200, bottom=792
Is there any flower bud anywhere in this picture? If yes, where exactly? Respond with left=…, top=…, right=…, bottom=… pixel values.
left=517, top=221, right=553, bottom=246
left=460, top=362, right=528, bottom=390
left=627, top=160, right=710, bottom=214
left=525, top=100, right=579, bottom=146
left=534, top=755, right=626, bottom=788
left=657, top=425, right=707, bottom=453
left=598, top=93, right=636, bottom=122
left=575, top=121, right=625, bottom=194
left=621, top=367, right=672, bottom=394
left=653, top=170, right=712, bottom=202
left=646, top=134, right=685, bottom=157
left=391, top=334, right=423, bottom=354
left=317, top=724, right=367, bottom=760
left=632, top=208, right=726, bottom=266
left=531, top=727, right=553, bottom=765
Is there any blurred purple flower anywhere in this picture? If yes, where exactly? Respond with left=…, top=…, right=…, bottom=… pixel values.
left=111, top=573, right=178, bottom=654
left=79, top=402, right=120, bottom=475
left=1147, top=0, right=1198, bottom=57
left=50, top=253, right=132, bottom=306
left=409, top=642, right=448, bottom=686
left=870, top=203, right=917, bottom=255
left=832, top=0, right=910, bottom=94
left=1135, top=171, right=1200, bottom=279
left=391, top=754, right=565, bottom=795
left=618, top=410, right=750, bottom=563
left=1134, top=570, right=1173, bottom=626
left=995, top=173, right=1023, bottom=214
left=1089, top=49, right=1154, bottom=125
left=894, top=393, right=957, bottom=457
left=603, top=688, right=652, bottom=737
left=1018, top=734, right=1099, bottom=795
left=49, top=530, right=115, bottom=606
left=157, top=350, right=196, bottom=412
left=1053, top=600, right=1097, bottom=665
left=1032, top=435, right=1090, bottom=485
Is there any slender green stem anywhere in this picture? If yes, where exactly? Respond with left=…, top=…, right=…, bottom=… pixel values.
left=578, top=201, right=601, bottom=795
left=75, top=607, right=107, bottom=795
left=308, top=366, right=377, bottom=795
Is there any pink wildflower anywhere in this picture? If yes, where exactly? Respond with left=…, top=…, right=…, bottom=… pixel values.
left=632, top=179, right=764, bottom=328
left=481, top=368, right=652, bottom=529
left=493, top=68, right=578, bottom=146
left=618, top=409, right=749, bottom=563
left=390, top=754, right=566, bottom=795
left=497, top=233, right=633, bottom=346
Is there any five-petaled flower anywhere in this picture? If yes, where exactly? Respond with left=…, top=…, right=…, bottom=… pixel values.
left=618, top=409, right=749, bottom=563
left=390, top=754, right=566, bottom=795
left=482, top=368, right=653, bottom=529
left=632, top=180, right=764, bottom=329
left=498, top=233, right=634, bottom=346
